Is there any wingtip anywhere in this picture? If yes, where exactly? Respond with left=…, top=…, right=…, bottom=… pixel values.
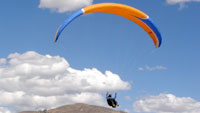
left=54, top=36, right=56, bottom=43
left=54, top=35, right=58, bottom=43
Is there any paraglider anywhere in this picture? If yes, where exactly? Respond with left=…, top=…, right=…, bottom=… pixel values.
left=54, top=3, right=162, bottom=48
left=106, top=92, right=119, bottom=108
left=54, top=3, right=162, bottom=108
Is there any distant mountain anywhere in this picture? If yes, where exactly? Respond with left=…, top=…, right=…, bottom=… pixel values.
left=19, top=103, right=127, bottom=113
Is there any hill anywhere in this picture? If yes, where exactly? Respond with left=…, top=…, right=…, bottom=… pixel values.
left=19, top=103, right=127, bottom=113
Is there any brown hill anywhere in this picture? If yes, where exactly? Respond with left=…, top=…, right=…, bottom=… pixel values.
left=19, top=103, right=127, bottom=113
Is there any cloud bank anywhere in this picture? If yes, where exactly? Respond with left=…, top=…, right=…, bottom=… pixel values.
left=39, top=0, right=93, bottom=13
left=134, top=93, right=200, bottom=113
left=0, top=51, right=130, bottom=112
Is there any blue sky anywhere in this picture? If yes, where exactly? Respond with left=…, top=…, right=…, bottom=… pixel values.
left=0, top=0, right=200, bottom=113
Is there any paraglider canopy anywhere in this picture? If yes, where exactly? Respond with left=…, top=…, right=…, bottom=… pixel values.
left=54, top=3, right=162, bottom=48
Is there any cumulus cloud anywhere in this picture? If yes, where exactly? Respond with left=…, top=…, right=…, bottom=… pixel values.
left=138, top=65, right=167, bottom=71
left=0, top=107, right=11, bottom=113
left=133, top=93, right=200, bottom=113
left=0, top=51, right=130, bottom=112
left=39, top=0, right=93, bottom=13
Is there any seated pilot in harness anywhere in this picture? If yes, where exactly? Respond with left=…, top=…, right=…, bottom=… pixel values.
left=106, top=92, right=119, bottom=108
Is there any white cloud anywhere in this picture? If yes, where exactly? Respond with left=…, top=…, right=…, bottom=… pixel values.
left=133, top=93, right=200, bottom=113
left=138, top=67, right=144, bottom=71
left=138, top=65, right=167, bottom=71
left=0, top=58, right=6, bottom=65
left=124, top=109, right=130, bottom=113
left=0, top=107, right=11, bottom=113
left=145, top=65, right=167, bottom=71
left=167, top=0, right=200, bottom=4
left=0, top=51, right=130, bottom=112
left=166, top=0, right=200, bottom=9
left=39, top=0, right=93, bottom=13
